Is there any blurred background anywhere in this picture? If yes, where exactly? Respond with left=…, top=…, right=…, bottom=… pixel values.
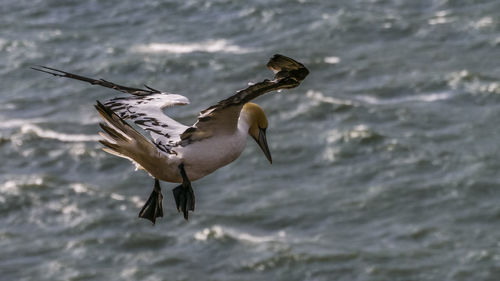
left=2, top=0, right=500, bottom=280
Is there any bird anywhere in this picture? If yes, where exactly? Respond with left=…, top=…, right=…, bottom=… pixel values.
left=32, top=54, right=309, bottom=224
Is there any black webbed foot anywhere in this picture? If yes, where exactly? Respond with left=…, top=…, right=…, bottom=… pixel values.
left=172, top=182, right=195, bottom=220
left=138, top=179, right=163, bottom=224
left=172, top=164, right=195, bottom=220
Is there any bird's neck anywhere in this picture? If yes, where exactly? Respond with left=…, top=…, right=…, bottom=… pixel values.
left=237, top=110, right=253, bottom=135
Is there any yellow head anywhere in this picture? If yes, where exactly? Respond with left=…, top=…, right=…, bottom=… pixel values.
left=242, top=103, right=272, bottom=164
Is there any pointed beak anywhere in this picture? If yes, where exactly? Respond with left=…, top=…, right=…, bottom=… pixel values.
left=255, top=127, right=272, bottom=164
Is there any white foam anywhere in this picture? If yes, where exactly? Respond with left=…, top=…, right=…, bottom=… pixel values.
left=448, top=70, right=500, bottom=95
left=415, top=92, right=451, bottom=102
left=235, top=230, right=286, bottom=244
left=0, top=118, right=46, bottom=129
left=194, top=225, right=286, bottom=244
left=0, top=180, right=22, bottom=195
left=470, top=17, right=494, bottom=29
left=306, top=90, right=354, bottom=106
left=121, top=267, right=139, bottom=279
left=428, top=10, right=454, bottom=25
left=20, top=124, right=100, bottom=142
left=61, top=203, right=79, bottom=215
left=356, top=92, right=451, bottom=105
left=133, top=39, right=252, bottom=54
left=0, top=176, right=44, bottom=195
left=280, top=90, right=354, bottom=120
left=194, top=225, right=225, bottom=241
left=70, top=183, right=94, bottom=194
left=110, top=193, right=125, bottom=201
left=346, top=124, right=372, bottom=140
left=324, top=56, right=341, bottom=64
left=130, top=196, right=144, bottom=208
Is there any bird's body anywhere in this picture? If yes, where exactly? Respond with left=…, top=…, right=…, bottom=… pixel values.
left=178, top=121, right=249, bottom=181
left=33, top=54, right=309, bottom=224
left=121, top=107, right=251, bottom=183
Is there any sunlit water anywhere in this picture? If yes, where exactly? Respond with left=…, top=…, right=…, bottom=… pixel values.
left=2, top=0, right=500, bottom=280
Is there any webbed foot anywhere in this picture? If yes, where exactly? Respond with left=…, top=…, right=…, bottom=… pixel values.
left=172, top=163, right=195, bottom=220
left=138, top=179, right=163, bottom=224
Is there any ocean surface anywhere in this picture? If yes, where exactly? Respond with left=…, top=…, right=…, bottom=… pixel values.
left=2, top=0, right=500, bottom=280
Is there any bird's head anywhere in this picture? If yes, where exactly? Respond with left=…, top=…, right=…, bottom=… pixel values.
left=242, top=103, right=272, bottom=164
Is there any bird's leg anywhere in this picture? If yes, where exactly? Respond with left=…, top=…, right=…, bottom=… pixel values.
left=138, top=178, right=164, bottom=225
left=172, top=163, right=195, bottom=220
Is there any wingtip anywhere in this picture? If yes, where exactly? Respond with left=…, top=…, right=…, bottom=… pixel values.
left=94, top=100, right=104, bottom=111
left=94, top=100, right=118, bottom=120
left=144, top=84, right=161, bottom=94
left=31, top=65, right=62, bottom=76
left=30, top=64, right=47, bottom=70
left=94, top=100, right=113, bottom=120
left=266, top=54, right=309, bottom=83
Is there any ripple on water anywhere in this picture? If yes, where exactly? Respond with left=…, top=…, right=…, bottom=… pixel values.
left=19, top=124, right=100, bottom=142
left=447, top=69, right=500, bottom=95
left=194, top=225, right=286, bottom=245
left=131, top=39, right=254, bottom=55
left=278, top=90, right=354, bottom=121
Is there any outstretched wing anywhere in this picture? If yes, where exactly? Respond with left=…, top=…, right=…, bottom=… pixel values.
left=31, top=66, right=190, bottom=153
left=180, top=54, right=309, bottom=142
left=103, top=93, right=189, bottom=153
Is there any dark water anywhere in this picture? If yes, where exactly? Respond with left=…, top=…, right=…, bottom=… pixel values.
left=2, top=0, right=500, bottom=280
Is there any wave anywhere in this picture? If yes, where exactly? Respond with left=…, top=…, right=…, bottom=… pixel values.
left=194, top=225, right=286, bottom=244
left=0, top=176, right=45, bottom=197
left=20, top=124, right=100, bottom=142
left=0, top=118, right=47, bottom=129
left=356, top=92, right=451, bottom=105
left=279, top=90, right=354, bottom=120
left=447, top=70, right=500, bottom=95
left=306, top=90, right=354, bottom=106
left=132, top=39, right=253, bottom=54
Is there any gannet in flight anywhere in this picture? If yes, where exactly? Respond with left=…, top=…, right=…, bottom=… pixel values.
left=32, top=54, right=309, bottom=224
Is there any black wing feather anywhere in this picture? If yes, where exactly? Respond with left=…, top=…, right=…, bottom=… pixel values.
left=31, top=65, right=160, bottom=96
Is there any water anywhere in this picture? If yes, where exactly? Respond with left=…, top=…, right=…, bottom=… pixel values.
left=2, top=0, right=500, bottom=280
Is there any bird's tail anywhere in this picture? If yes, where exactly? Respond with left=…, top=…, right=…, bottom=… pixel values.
left=94, top=101, right=158, bottom=170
